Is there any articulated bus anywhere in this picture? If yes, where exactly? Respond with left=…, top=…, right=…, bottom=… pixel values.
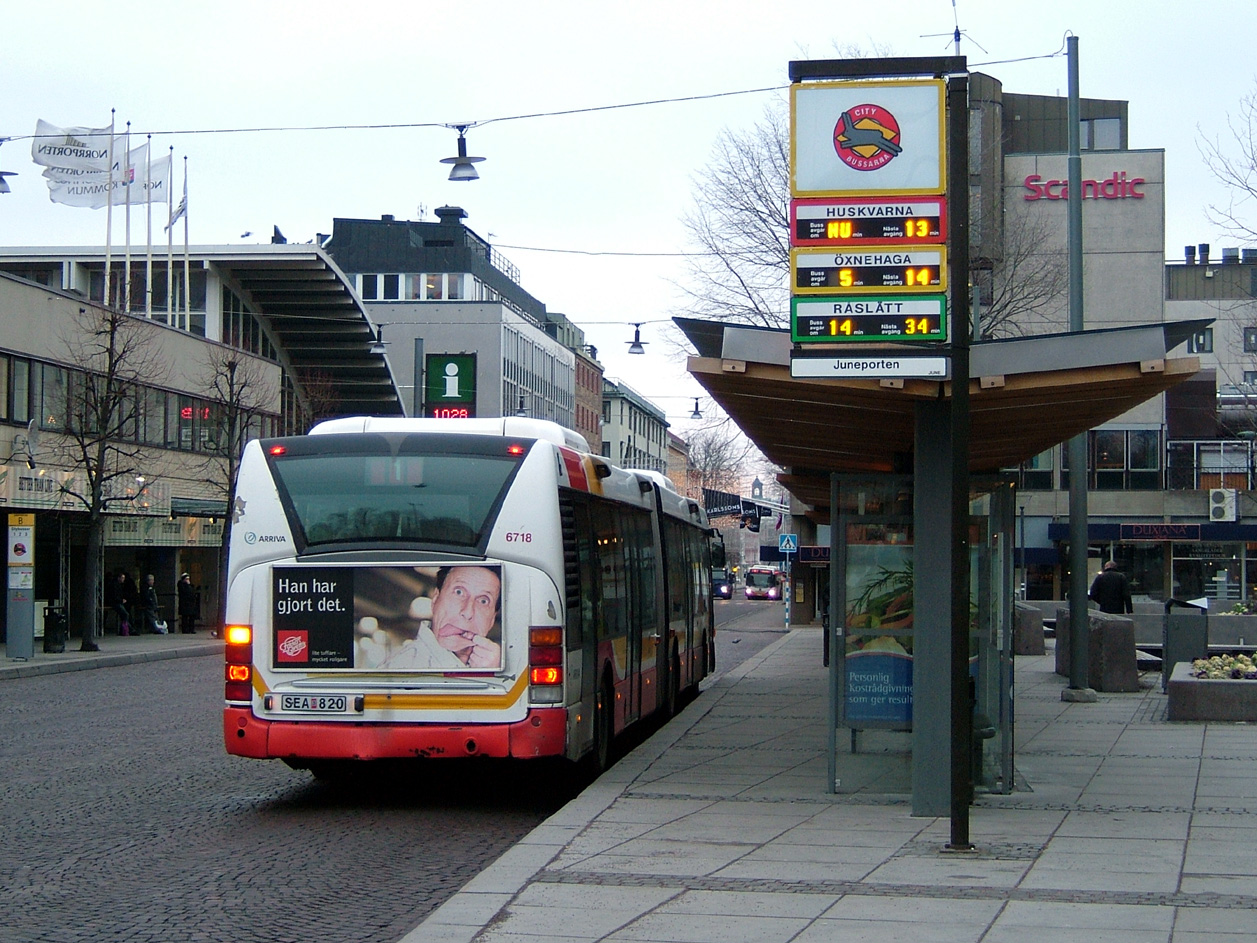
left=222, top=417, right=715, bottom=775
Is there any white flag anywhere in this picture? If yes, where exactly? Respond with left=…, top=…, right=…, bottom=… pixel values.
left=166, top=173, right=187, bottom=231
left=31, top=119, right=112, bottom=172
left=44, top=147, right=169, bottom=208
left=118, top=153, right=170, bottom=205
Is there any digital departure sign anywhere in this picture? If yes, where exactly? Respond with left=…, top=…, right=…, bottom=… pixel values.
left=792, top=247, right=947, bottom=294
left=792, top=196, right=946, bottom=246
left=792, top=295, right=947, bottom=343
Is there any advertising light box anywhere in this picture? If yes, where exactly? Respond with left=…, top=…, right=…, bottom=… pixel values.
left=791, top=79, right=945, bottom=196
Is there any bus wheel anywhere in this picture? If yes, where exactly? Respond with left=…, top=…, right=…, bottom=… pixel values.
left=591, top=678, right=615, bottom=773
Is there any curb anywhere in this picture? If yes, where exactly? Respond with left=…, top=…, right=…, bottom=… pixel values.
left=1, top=641, right=224, bottom=680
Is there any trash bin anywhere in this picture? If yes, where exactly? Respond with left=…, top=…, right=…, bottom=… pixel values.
left=42, top=606, right=67, bottom=654
left=1163, top=599, right=1208, bottom=692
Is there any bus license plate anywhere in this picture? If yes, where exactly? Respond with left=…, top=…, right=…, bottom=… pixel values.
left=280, top=694, right=348, bottom=713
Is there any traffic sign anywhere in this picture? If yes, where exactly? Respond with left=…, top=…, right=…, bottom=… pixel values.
left=792, top=246, right=946, bottom=294
left=792, top=295, right=946, bottom=343
left=791, top=196, right=946, bottom=247
left=779, top=533, right=798, bottom=553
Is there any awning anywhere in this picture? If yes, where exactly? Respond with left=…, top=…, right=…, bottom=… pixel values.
left=679, top=317, right=1209, bottom=518
left=170, top=496, right=228, bottom=518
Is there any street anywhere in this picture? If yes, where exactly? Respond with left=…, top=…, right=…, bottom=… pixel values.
left=0, top=599, right=786, bottom=943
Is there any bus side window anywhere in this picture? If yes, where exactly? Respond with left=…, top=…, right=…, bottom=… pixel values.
left=592, top=501, right=623, bottom=641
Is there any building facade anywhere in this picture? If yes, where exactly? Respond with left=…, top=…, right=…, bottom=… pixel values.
left=0, top=246, right=398, bottom=642
left=601, top=378, right=669, bottom=473
left=325, top=209, right=606, bottom=438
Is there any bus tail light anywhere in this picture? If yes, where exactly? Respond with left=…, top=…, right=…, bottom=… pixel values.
left=528, top=626, right=564, bottom=703
left=225, top=624, right=253, bottom=700
left=225, top=663, right=252, bottom=701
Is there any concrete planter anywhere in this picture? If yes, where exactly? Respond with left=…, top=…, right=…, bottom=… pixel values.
left=1167, top=662, right=1257, bottom=722
left=1054, top=607, right=1140, bottom=692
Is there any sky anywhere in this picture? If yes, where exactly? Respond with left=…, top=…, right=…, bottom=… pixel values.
left=1, top=0, right=1255, bottom=433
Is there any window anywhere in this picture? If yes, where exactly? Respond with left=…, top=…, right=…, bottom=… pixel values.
left=0, top=356, right=8, bottom=421
left=1245, top=327, right=1257, bottom=354
left=1080, top=117, right=1121, bottom=150
left=1245, top=371, right=1257, bottom=385
left=382, top=274, right=399, bottom=300
left=425, top=273, right=443, bottom=300
left=11, top=358, right=29, bottom=424
left=360, top=274, right=378, bottom=300
left=447, top=273, right=464, bottom=300
left=1188, top=328, right=1213, bottom=354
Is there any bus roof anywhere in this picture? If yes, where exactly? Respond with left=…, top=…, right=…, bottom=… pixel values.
left=309, top=416, right=591, bottom=453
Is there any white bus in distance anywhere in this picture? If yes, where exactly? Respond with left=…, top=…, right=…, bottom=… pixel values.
left=223, top=417, right=715, bottom=775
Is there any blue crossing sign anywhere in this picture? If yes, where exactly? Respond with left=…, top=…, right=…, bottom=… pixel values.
left=779, top=533, right=798, bottom=553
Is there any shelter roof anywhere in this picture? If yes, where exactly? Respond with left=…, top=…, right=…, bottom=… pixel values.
left=678, top=317, right=1207, bottom=515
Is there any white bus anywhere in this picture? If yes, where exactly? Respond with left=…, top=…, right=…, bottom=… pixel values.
left=223, top=417, right=715, bottom=775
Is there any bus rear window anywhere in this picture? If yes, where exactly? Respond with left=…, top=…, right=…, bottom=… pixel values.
left=267, top=438, right=525, bottom=550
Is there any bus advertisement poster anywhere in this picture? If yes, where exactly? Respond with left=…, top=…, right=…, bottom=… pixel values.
left=272, top=563, right=504, bottom=672
left=843, top=541, right=913, bottom=726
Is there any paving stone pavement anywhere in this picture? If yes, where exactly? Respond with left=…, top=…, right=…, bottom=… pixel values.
left=402, top=628, right=1257, bottom=943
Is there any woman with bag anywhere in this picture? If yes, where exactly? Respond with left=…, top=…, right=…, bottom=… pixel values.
left=142, top=573, right=167, bottom=634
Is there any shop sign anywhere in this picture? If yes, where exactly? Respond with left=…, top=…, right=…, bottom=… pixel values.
left=1023, top=171, right=1145, bottom=201
left=1119, top=523, right=1200, bottom=541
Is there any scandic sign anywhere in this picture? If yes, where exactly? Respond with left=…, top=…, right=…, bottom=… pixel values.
left=1023, top=171, right=1145, bottom=201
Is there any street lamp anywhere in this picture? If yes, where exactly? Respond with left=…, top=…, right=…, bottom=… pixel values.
left=626, top=323, right=647, bottom=355
left=441, top=125, right=484, bottom=182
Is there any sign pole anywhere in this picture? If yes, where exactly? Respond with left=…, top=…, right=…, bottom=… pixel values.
left=946, top=73, right=973, bottom=851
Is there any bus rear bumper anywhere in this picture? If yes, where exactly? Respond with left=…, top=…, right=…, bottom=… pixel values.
left=223, top=705, right=569, bottom=761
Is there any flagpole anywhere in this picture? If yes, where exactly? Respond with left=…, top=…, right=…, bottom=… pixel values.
left=104, top=110, right=115, bottom=306
left=166, top=146, right=174, bottom=322
left=123, top=121, right=132, bottom=314
left=145, top=134, right=153, bottom=318
left=182, top=157, right=190, bottom=329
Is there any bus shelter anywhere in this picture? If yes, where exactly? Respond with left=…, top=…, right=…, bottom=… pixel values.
left=679, top=316, right=1206, bottom=814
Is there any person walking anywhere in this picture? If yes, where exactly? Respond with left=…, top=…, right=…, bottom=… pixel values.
left=1088, top=560, right=1133, bottom=615
left=177, top=573, right=198, bottom=634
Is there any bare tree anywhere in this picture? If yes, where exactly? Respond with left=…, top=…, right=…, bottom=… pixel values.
left=291, top=367, right=342, bottom=433
left=199, top=349, right=278, bottom=632
left=677, top=94, right=1067, bottom=338
left=678, top=103, right=792, bottom=328
left=686, top=420, right=762, bottom=495
left=1198, top=81, right=1257, bottom=242
left=972, top=208, right=1069, bottom=338
left=53, top=305, right=165, bottom=651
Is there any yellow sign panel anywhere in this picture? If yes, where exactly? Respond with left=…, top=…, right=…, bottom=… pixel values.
left=8, top=513, right=34, bottom=527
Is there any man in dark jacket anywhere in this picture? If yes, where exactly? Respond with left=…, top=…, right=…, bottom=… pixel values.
left=1089, top=560, right=1133, bottom=614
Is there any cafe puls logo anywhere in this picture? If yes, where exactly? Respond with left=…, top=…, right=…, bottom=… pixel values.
left=833, top=104, right=903, bottom=172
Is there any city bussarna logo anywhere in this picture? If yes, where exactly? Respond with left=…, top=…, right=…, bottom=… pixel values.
left=833, top=104, right=902, bottom=172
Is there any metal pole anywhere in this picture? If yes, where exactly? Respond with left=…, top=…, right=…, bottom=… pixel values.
left=1065, top=35, right=1095, bottom=700
left=947, top=72, right=973, bottom=849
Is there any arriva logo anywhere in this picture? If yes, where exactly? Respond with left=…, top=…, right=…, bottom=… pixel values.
left=244, top=531, right=258, bottom=544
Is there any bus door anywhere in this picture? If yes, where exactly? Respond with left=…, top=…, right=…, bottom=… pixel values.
left=621, top=508, right=646, bottom=724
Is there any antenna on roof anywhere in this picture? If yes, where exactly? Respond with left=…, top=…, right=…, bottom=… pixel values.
left=921, top=0, right=987, bottom=56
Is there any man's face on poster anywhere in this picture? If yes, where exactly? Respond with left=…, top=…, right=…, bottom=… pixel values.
left=431, top=567, right=501, bottom=665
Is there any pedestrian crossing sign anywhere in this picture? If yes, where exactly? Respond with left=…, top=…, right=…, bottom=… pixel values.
left=779, top=533, right=798, bottom=553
